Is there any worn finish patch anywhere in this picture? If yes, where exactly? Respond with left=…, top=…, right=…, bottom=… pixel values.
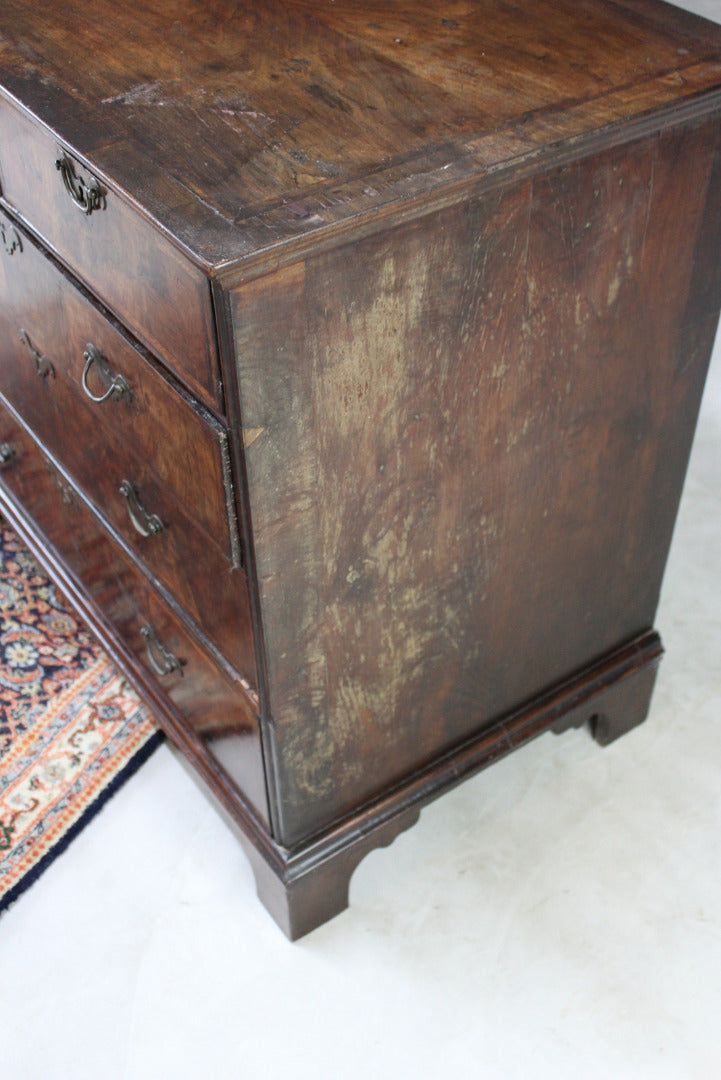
left=232, top=119, right=721, bottom=846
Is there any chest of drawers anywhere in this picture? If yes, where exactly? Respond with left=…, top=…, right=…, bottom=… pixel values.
left=1, top=0, right=721, bottom=939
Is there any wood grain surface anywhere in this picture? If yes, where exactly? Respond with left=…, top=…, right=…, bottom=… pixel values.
left=1, top=0, right=721, bottom=270
left=233, top=116, right=721, bottom=844
left=0, top=214, right=258, bottom=678
left=3, top=0, right=721, bottom=931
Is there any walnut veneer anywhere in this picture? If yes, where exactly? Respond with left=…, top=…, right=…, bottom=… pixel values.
left=1, top=0, right=720, bottom=938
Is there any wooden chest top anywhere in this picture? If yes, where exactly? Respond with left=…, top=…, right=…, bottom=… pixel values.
left=2, top=0, right=721, bottom=278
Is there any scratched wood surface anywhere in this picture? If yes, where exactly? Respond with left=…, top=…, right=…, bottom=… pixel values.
left=1, top=0, right=721, bottom=269
left=2, top=0, right=721, bottom=930
left=233, top=116, right=721, bottom=845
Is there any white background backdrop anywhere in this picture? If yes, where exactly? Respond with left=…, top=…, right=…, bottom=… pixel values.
left=2, top=2, right=721, bottom=1076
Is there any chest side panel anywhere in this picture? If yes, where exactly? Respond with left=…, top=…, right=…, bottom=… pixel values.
left=233, top=116, right=721, bottom=847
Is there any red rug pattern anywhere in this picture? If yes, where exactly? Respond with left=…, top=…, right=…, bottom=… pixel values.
left=0, top=519, right=161, bottom=912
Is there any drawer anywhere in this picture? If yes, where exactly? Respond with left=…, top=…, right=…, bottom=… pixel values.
left=0, top=91, right=220, bottom=409
left=0, top=401, right=268, bottom=825
left=0, top=210, right=233, bottom=556
left=0, top=214, right=255, bottom=675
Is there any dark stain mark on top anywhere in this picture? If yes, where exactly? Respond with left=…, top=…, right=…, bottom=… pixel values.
left=306, top=82, right=353, bottom=113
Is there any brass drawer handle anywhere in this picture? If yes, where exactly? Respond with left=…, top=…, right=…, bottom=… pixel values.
left=140, top=623, right=183, bottom=677
left=19, top=329, right=55, bottom=379
left=81, top=343, right=131, bottom=403
left=0, top=442, right=15, bottom=468
left=119, top=480, right=165, bottom=538
left=55, top=151, right=106, bottom=215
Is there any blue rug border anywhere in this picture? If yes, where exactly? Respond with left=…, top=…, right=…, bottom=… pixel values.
left=0, top=728, right=164, bottom=916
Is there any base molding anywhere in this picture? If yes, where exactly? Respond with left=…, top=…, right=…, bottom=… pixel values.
left=226, top=630, right=663, bottom=939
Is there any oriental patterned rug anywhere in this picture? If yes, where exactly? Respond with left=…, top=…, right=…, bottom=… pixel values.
left=0, top=517, right=162, bottom=913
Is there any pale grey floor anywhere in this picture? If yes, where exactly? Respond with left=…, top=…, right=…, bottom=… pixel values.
left=3, top=4, right=721, bottom=1076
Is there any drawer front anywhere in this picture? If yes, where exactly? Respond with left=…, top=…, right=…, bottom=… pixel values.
left=0, top=92, right=220, bottom=409
left=0, top=213, right=253, bottom=677
left=0, top=402, right=268, bottom=825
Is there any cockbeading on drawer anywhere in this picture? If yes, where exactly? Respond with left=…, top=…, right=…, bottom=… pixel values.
left=0, top=397, right=267, bottom=824
left=0, top=209, right=253, bottom=677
